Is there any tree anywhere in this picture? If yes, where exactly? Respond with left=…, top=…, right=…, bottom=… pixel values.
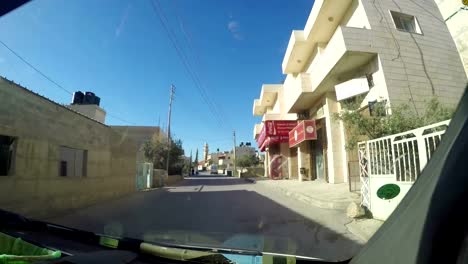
left=194, top=149, right=199, bottom=167
left=334, top=97, right=455, bottom=150
left=143, top=137, right=185, bottom=175
left=235, top=155, right=257, bottom=171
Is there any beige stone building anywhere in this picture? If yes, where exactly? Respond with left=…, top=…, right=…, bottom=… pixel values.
left=254, top=0, right=467, bottom=183
left=0, top=77, right=138, bottom=218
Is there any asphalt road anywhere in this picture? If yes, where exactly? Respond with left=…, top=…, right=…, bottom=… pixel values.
left=49, top=174, right=363, bottom=261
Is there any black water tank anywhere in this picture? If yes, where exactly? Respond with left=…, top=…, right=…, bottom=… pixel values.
left=72, top=91, right=84, bottom=104
left=84, top=92, right=96, bottom=105
left=94, top=96, right=101, bottom=106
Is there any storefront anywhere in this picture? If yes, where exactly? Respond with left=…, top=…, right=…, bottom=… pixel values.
left=257, top=120, right=297, bottom=179
left=289, top=120, right=321, bottom=181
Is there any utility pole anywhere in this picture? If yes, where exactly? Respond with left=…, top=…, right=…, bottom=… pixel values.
left=233, top=130, right=237, bottom=177
left=166, top=85, right=175, bottom=174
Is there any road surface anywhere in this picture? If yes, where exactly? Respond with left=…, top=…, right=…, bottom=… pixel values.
left=49, top=174, right=363, bottom=260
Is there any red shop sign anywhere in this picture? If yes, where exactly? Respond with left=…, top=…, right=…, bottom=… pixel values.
left=257, top=120, right=297, bottom=149
left=264, top=120, right=297, bottom=136
left=289, top=120, right=317, bottom=148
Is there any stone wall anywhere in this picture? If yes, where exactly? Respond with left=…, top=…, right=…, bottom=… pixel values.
left=152, top=169, right=168, bottom=187
left=359, top=0, right=467, bottom=109
left=166, top=175, right=184, bottom=186
left=0, top=78, right=137, bottom=219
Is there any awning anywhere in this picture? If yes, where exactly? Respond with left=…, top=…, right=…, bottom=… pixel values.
left=259, top=135, right=290, bottom=151
left=289, top=120, right=317, bottom=148
left=257, top=120, right=297, bottom=151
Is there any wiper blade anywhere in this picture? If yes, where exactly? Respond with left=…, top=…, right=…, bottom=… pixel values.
left=0, top=209, right=259, bottom=262
left=1, top=210, right=336, bottom=263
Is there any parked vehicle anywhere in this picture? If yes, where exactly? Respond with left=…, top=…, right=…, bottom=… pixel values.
left=210, top=165, right=218, bottom=174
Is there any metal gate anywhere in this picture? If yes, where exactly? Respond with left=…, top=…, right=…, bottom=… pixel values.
left=357, top=120, right=449, bottom=214
left=136, top=162, right=153, bottom=191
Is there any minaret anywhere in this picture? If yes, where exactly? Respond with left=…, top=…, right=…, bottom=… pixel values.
left=203, top=142, right=209, bottom=162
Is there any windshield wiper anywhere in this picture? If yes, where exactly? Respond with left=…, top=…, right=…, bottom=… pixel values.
left=1, top=210, right=339, bottom=263
left=0, top=209, right=260, bottom=263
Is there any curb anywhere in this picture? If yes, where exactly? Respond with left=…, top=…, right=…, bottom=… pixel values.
left=345, top=219, right=384, bottom=242
left=243, top=178, right=256, bottom=183
left=345, top=220, right=369, bottom=242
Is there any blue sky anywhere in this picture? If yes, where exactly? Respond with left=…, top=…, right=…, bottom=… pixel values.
left=0, top=0, right=312, bottom=155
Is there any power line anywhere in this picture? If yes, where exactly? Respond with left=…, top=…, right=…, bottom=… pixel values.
left=0, top=39, right=73, bottom=95
left=171, top=4, right=233, bottom=127
left=174, top=1, right=229, bottom=128
left=0, top=39, right=137, bottom=125
left=107, top=113, right=137, bottom=125
left=149, top=0, right=224, bottom=128
left=148, top=0, right=229, bottom=130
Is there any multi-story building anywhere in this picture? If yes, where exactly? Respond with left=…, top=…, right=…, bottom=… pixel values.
left=253, top=0, right=467, bottom=183
left=253, top=85, right=298, bottom=179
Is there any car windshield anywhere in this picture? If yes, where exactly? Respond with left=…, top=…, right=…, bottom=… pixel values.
left=0, top=0, right=467, bottom=261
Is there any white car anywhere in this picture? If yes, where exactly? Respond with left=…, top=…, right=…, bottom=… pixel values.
left=210, top=165, right=218, bottom=174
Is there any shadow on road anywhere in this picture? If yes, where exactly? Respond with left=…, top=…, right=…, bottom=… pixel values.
left=49, top=186, right=362, bottom=261
left=180, top=177, right=250, bottom=186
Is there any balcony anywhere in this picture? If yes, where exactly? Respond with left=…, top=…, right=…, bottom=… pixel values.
left=252, top=84, right=281, bottom=116
left=283, top=73, right=313, bottom=113
left=262, top=113, right=297, bottom=122
left=253, top=123, right=263, bottom=139
left=282, top=0, right=353, bottom=74
left=284, top=26, right=377, bottom=113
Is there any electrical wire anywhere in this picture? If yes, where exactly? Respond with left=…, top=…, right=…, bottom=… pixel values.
left=107, top=113, right=137, bottom=125
left=172, top=3, right=233, bottom=128
left=151, top=0, right=226, bottom=129
left=0, top=39, right=137, bottom=125
left=148, top=0, right=230, bottom=131
left=0, top=39, right=73, bottom=95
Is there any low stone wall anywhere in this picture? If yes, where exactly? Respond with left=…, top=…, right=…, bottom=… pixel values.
left=240, top=167, right=265, bottom=178
left=152, top=169, right=168, bottom=187
left=152, top=171, right=184, bottom=187
left=166, top=175, right=184, bottom=186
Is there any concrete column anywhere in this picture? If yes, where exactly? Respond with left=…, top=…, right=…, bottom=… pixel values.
left=289, top=147, right=298, bottom=180
left=265, top=150, right=270, bottom=178
left=280, top=143, right=290, bottom=178
left=323, top=92, right=348, bottom=184
left=288, top=155, right=293, bottom=180
left=298, top=142, right=311, bottom=181
left=297, top=146, right=304, bottom=181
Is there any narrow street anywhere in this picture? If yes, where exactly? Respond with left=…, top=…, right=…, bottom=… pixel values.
left=48, top=174, right=363, bottom=260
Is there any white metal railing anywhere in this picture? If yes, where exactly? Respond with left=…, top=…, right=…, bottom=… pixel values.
left=358, top=142, right=370, bottom=208
left=359, top=120, right=450, bottom=183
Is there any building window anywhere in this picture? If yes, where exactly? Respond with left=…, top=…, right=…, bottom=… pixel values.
left=0, top=135, right=17, bottom=176
left=368, top=100, right=388, bottom=117
left=59, top=146, right=87, bottom=177
left=390, top=11, right=421, bottom=34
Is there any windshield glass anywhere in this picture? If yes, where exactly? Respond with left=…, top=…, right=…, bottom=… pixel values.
left=0, top=0, right=467, bottom=261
